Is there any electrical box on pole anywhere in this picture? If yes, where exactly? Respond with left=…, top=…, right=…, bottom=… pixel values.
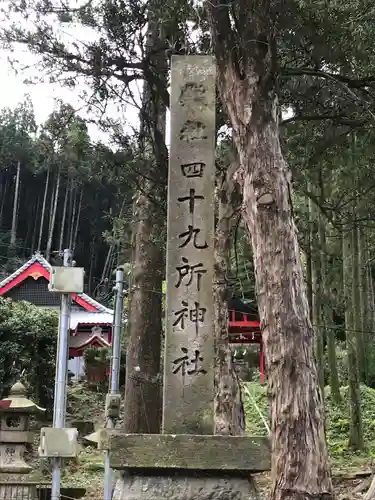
left=48, top=267, right=85, bottom=293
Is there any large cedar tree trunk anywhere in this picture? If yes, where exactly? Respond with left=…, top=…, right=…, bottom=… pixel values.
left=207, top=4, right=332, bottom=499
left=123, top=15, right=167, bottom=434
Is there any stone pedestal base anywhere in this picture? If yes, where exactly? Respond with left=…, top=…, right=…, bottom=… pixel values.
left=0, top=484, right=37, bottom=500
left=113, top=473, right=259, bottom=500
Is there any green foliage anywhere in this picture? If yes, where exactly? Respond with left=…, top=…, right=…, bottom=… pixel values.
left=0, top=297, right=58, bottom=410
left=84, top=346, right=110, bottom=365
left=244, top=382, right=375, bottom=464
left=325, top=385, right=375, bottom=461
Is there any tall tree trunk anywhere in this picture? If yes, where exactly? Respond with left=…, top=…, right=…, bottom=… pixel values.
left=360, top=228, right=372, bottom=373
left=306, top=197, right=313, bottom=322
left=353, top=224, right=367, bottom=384
left=343, top=225, right=363, bottom=450
left=59, top=178, right=69, bottom=252
left=88, top=235, right=96, bottom=296
left=124, top=14, right=167, bottom=434
left=207, top=9, right=332, bottom=495
left=309, top=197, right=324, bottom=395
left=38, top=165, right=50, bottom=251
left=72, top=188, right=83, bottom=253
left=320, top=214, right=340, bottom=403
left=10, top=160, right=21, bottom=246
left=46, top=167, right=61, bottom=261
left=31, top=195, right=40, bottom=254
left=368, top=261, right=375, bottom=336
left=214, top=156, right=243, bottom=435
left=69, top=184, right=77, bottom=250
left=101, top=245, right=113, bottom=284
left=24, top=193, right=34, bottom=254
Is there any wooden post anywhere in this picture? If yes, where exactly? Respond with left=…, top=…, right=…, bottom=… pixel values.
left=163, top=55, right=216, bottom=435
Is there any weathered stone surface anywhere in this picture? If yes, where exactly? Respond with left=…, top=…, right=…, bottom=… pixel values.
left=69, top=419, right=95, bottom=437
left=164, top=55, right=216, bottom=435
left=105, top=433, right=270, bottom=472
left=0, top=483, right=37, bottom=500
left=113, top=474, right=259, bottom=500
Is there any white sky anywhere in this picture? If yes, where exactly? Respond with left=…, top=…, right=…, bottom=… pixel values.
left=0, top=3, right=173, bottom=146
left=0, top=48, right=140, bottom=143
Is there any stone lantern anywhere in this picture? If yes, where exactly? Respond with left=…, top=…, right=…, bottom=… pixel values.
left=0, top=381, right=45, bottom=499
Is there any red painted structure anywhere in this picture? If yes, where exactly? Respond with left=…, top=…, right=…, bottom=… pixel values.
left=228, top=309, right=264, bottom=384
left=0, top=261, right=97, bottom=311
left=0, top=253, right=114, bottom=361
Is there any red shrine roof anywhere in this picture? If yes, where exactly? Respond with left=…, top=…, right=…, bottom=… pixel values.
left=0, top=252, right=113, bottom=325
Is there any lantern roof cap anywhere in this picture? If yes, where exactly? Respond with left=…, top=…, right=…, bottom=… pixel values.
left=9, top=381, right=27, bottom=397
left=0, top=381, right=45, bottom=413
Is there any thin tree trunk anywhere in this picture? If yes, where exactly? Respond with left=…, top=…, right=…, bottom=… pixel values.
left=31, top=195, right=40, bottom=254
left=25, top=193, right=34, bottom=254
left=38, top=165, right=50, bottom=251
left=124, top=13, right=167, bottom=434
left=46, top=167, right=61, bottom=261
left=101, top=245, right=113, bottom=284
left=10, top=160, right=21, bottom=246
left=214, top=156, right=243, bottom=435
left=310, top=197, right=324, bottom=395
left=306, top=199, right=313, bottom=322
left=343, top=225, right=363, bottom=450
left=59, top=178, right=69, bottom=252
left=72, top=188, right=83, bottom=253
left=358, top=226, right=369, bottom=383
left=320, top=214, right=340, bottom=403
left=69, top=184, right=77, bottom=250
left=352, top=222, right=365, bottom=392
left=88, top=236, right=95, bottom=296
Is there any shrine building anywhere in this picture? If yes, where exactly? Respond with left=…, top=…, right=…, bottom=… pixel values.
left=0, top=252, right=114, bottom=380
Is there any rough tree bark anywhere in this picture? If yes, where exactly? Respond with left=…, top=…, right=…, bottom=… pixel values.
left=214, top=153, right=243, bottom=435
left=207, top=3, right=332, bottom=499
left=123, top=14, right=167, bottom=434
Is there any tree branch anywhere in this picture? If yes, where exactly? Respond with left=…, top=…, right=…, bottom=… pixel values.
left=282, top=67, right=375, bottom=89
left=281, top=114, right=368, bottom=127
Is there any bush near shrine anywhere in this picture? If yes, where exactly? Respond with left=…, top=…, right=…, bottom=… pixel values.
left=0, top=297, right=58, bottom=410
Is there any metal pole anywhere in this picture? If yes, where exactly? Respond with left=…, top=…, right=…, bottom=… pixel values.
left=104, top=268, right=124, bottom=500
left=51, top=249, right=72, bottom=500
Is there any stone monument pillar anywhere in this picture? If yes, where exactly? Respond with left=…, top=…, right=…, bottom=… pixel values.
left=99, top=56, right=270, bottom=500
left=0, top=382, right=45, bottom=500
